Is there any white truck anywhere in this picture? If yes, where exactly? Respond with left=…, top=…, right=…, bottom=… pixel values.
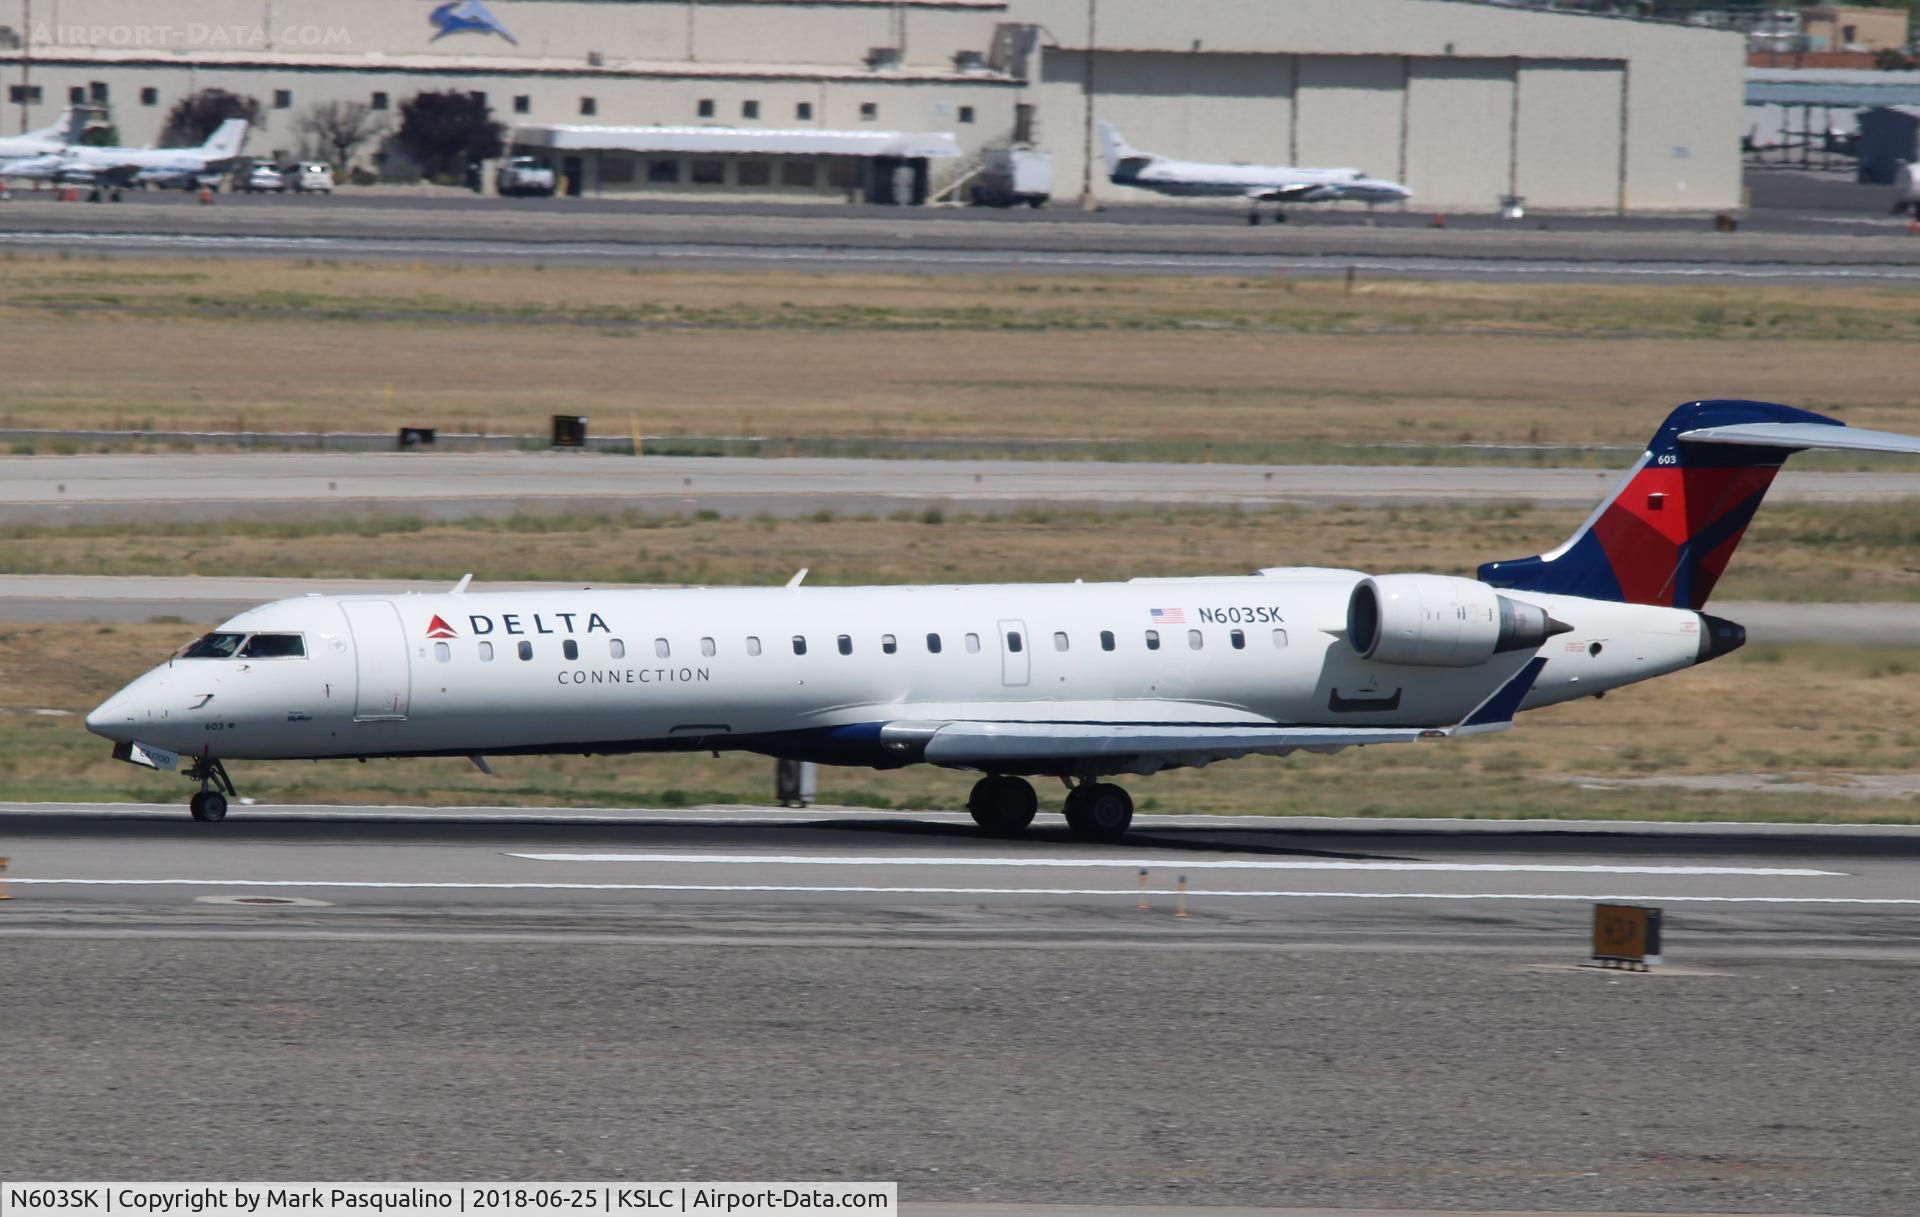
left=971, top=149, right=1052, bottom=208
left=495, top=156, right=557, bottom=198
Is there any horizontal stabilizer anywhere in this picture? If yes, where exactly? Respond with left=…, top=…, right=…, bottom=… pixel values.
left=1447, top=656, right=1546, bottom=737
left=1676, top=421, right=1920, bottom=455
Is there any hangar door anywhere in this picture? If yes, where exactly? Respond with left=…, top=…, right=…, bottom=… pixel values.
left=1514, top=61, right=1625, bottom=211
left=1293, top=56, right=1403, bottom=189
left=1404, top=59, right=1515, bottom=212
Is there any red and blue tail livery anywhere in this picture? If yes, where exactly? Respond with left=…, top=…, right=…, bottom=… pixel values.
left=1480, top=400, right=1920, bottom=610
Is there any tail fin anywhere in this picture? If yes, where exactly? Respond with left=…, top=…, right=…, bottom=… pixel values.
left=1480, top=399, right=1920, bottom=609
left=23, top=107, right=77, bottom=145
left=200, top=118, right=250, bottom=160
left=1096, top=121, right=1151, bottom=179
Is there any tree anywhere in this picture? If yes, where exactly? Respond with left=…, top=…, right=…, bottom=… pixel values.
left=159, top=88, right=261, bottom=147
left=295, top=100, right=387, bottom=170
left=395, top=91, right=503, bottom=181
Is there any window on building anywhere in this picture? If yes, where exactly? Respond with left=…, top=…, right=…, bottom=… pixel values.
left=89, top=82, right=108, bottom=103
left=435, top=641, right=451, bottom=663
left=371, top=91, right=389, bottom=111
left=469, top=90, right=486, bottom=107
left=926, top=633, right=942, bottom=654
left=1100, top=630, right=1115, bottom=652
left=610, top=639, right=625, bottom=659
left=1188, top=629, right=1204, bottom=651
left=859, top=102, right=878, bottom=121
left=792, top=636, right=808, bottom=656
left=68, top=86, right=84, bottom=104
left=600, top=156, right=636, bottom=185
left=1272, top=629, right=1289, bottom=649
left=796, top=101, right=814, bottom=121
left=697, top=98, right=715, bottom=118
left=8, top=85, right=42, bottom=105
left=746, top=636, right=762, bottom=656
left=959, top=105, right=975, bottom=124
left=781, top=161, right=817, bottom=188
left=563, top=639, right=579, bottom=661
left=479, top=641, right=495, bottom=661
left=965, top=633, right=981, bottom=654
left=1230, top=629, right=1246, bottom=650
left=701, top=637, right=716, bottom=657
left=648, top=158, right=680, bottom=183
left=140, top=87, right=159, bottom=107
left=1053, top=631, right=1069, bottom=652
left=518, top=641, right=534, bottom=661
left=837, top=634, right=853, bottom=656
left=737, top=160, right=771, bottom=186
left=513, top=94, right=530, bottom=114
left=827, top=160, right=860, bottom=189
left=881, top=634, right=897, bottom=654
left=579, top=96, right=597, bottom=117
left=742, top=100, right=759, bottom=119
left=654, top=638, right=670, bottom=658
left=274, top=89, right=292, bottom=109
left=1145, top=630, right=1161, bottom=651
left=691, top=159, right=725, bottom=185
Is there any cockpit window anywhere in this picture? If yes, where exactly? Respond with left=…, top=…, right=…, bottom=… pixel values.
left=181, top=632, right=245, bottom=659
left=237, top=633, right=306, bottom=659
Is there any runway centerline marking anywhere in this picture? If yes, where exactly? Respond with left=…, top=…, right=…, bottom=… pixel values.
left=5, top=878, right=1909, bottom=904
left=505, top=853, right=1841, bottom=877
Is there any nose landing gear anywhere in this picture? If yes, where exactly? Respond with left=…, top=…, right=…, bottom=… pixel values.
left=184, top=757, right=237, bottom=822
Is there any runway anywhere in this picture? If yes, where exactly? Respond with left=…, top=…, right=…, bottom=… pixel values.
left=2, top=803, right=1917, bottom=1213
left=10, top=450, right=1920, bottom=527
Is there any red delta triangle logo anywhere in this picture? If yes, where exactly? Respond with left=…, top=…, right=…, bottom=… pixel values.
left=425, top=615, right=458, bottom=639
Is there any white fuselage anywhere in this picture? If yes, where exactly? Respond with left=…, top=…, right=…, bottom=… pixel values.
left=86, top=575, right=1705, bottom=772
left=1117, top=158, right=1412, bottom=204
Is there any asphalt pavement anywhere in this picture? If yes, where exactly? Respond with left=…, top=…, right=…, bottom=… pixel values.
left=1, top=804, right=1916, bottom=1213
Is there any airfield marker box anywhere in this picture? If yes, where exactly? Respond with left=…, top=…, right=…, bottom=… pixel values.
left=1592, top=903, right=1662, bottom=970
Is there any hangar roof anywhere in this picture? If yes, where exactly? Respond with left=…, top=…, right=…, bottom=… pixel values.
left=515, top=124, right=963, bottom=158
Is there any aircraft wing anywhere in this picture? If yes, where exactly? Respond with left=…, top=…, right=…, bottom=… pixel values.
left=1248, top=183, right=1329, bottom=202
left=890, top=658, right=1546, bottom=772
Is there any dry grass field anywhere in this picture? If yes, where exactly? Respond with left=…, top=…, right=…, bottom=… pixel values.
left=5, top=619, right=1918, bottom=822
left=3, top=256, right=1920, bottom=457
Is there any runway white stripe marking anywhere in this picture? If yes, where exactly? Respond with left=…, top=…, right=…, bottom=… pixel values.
left=6, top=878, right=1912, bottom=904
left=506, top=853, right=1839, bottom=877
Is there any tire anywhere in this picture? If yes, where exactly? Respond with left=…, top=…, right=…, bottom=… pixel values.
left=967, top=775, right=1037, bottom=835
left=1065, top=782, right=1132, bottom=841
left=189, top=791, right=228, bottom=822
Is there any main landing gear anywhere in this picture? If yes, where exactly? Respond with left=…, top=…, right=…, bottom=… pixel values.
left=185, top=756, right=237, bottom=822
left=967, top=775, right=1135, bottom=840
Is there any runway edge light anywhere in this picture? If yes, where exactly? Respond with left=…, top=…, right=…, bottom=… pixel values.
left=1592, top=903, right=1662, bottom=971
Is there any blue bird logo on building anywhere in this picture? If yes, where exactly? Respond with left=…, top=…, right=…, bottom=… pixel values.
left=429, top=0, right=519, bottom=45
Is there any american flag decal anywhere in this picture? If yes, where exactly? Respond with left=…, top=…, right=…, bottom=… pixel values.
left=1149, top=607, right=1186, bottom=624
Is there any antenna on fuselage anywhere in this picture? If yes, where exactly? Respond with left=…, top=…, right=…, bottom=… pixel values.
left=450, top=573, right=473, bottom=595
left=786, top=568, right=809, bottom=588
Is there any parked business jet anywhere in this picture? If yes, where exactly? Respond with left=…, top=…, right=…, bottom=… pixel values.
left=86, top=400, right=1920, bottom=835
left=0, top=108, right=85, bottom=164
left=3, top=118, right=250, bottom=199
left=1098, top=122, right=1411, bottom=223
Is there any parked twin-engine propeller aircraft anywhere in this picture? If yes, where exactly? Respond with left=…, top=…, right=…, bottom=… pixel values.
left=87, top=401, right=1920, bottom=835
left=0, top=108, right=86, bottom=166
left=3, top=118, right=249, bottom=198
left=1097, top=122, right=1412, bottom=223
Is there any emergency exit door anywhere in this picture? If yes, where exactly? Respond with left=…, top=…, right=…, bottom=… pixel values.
left=341, top=600, right=411, bottom=721
left=998, top=618, right=1030, bottom=687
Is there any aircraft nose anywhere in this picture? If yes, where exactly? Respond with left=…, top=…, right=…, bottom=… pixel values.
left=85, top=695, right=130, bottom=740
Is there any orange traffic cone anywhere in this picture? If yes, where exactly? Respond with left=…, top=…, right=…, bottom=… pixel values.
left=1432, top=213, right=1447, bottom=228
left=198, top=186, right=214, bottom=205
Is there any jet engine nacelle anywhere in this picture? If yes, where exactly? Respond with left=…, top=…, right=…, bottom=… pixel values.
left=1347, top=574, right=1559, bottom=668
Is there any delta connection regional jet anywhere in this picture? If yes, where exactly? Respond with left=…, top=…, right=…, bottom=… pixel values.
left=86, top=402, right=1920, bottom=836
left=1097, top=122, right=1412, bottom=223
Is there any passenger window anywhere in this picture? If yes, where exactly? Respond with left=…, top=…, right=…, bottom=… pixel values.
left=1188, top=629, right=1204, bottom=651
left=182, top=632, right=246, bottom=659
left=1272, top=628, right=1289, bottom=649
left=1006, top=631, right=1023, bottom=653
left=517, top=641, right=533, bottom=661
left=1230, top=629, right=1246, bottom=650
left=654, top=638, right=670, bottom=658
left=837, top=634, right=853, bottom=655
left=746, top=636, right=762, bottom=656
left=479, top=641, right=494, bottom=661
left=1100, top=630, right=1115, bottom=652
left=926, top=633, right=942, bottom=654
left=563, top=639, right=579, bottom=661
left=610, top=639, right=625, bottom=659
left=793, top=636, right=807, bottom=656
left=238, top=633, right=305, bottom=659
left=1145, top=630, right=1160, bottom=651
left=965, top=633, right=981, bottom=654
left=1053, top=631, right=1069, bottom=652
left=434, top=641, right=450, bottom=663
left=882, top=634, right=897, bottom=654
left=701, top=637, right=717, bottom=657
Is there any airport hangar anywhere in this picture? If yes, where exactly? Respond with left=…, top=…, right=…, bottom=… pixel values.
left=0, top=0, right=1742, bottom=212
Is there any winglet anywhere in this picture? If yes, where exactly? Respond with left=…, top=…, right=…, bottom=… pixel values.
left=1448, top=656, right=1548, bottom=737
